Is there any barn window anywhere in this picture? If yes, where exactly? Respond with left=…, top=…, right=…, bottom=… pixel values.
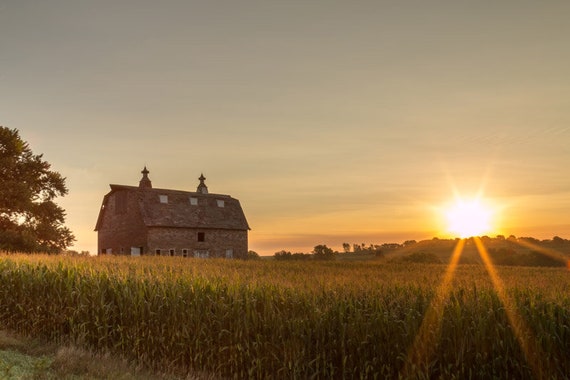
left=217, top=199, right=225, bottom=207
left=225, top=249, right=233, bottom=259
left=169, top=249, right=175, bottom=256
left=159, top=195, right=168, bottom=203
left=182, top=249, right=189, bottom=257
left=194, top=250, right=209, bottom=258
left=190, top=197, right=198, bottom=205
left=197, top=232, right=205, bottom=242
left=155, top=249, right=162, bottom=255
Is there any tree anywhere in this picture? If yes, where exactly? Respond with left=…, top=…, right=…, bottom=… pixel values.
left=274, top=250, right=292, bottom=260
left=247, top=250, right=260, bottom=260
left=0, top=127, right=75, bottom=253
left=312, top=244, right=335, bottom=260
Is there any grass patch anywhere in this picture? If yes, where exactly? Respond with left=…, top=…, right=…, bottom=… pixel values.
left=0, top=349, right=52, bottom=379
left=0, top=330, right=207, bottom=379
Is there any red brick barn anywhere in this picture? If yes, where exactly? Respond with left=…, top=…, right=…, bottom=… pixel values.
left=95, top=168, right=249, bottom=258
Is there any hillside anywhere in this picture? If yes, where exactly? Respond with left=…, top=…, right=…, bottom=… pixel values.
left=379, top=236, right=570, bottom=266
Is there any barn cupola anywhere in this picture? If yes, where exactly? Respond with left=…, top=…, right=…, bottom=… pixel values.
left=139, top=166, right=152, bottom=189
left=197, top=173, right=208, bottom=194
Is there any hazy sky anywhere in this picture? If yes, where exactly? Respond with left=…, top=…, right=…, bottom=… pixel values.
left=2, top=1, right=570, bottom=255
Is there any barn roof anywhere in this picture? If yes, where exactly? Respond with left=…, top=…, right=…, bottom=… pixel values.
left=95, top=170, right=250, bottom=231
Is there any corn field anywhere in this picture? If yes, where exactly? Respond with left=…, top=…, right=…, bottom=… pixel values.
left=0, top=254, right=569, bottom=379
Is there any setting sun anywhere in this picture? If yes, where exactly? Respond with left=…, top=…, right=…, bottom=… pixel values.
left=445, top=198, right=494, bottom=238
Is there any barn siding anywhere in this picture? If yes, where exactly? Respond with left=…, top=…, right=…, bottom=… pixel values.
left=97, top=190, right=148, bottom=254
left=147, top=227, right=247, bottom=259
left=96, top=171, right=249, bottom=258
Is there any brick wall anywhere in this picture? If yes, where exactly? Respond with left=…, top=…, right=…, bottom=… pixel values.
left=97, top=189, right=248, bottom=258
left=147, top=227, right=248, bottom=259
left=97, top=190, right=147, bottom=254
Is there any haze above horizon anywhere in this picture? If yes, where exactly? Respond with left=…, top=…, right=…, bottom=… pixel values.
left=1, top=1, right=570, bottom=255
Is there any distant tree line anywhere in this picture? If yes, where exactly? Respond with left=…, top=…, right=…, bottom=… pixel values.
left=477, top=234, right=570, bottom=246
left=274, top=243, right=392, bottom=261
left=270, top=235, right=570, bottom=267
left=274, top=245, right=338, bottom=261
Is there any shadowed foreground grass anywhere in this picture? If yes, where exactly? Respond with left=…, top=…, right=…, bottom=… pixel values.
left=0, top=329, right=56, bottom=379
left=0, top=330, right=214, bottom=380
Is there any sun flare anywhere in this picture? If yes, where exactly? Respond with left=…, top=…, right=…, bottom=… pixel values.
left=445, top=198, right=494, bottom=238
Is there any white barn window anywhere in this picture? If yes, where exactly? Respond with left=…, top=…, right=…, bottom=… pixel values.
left=217, top=199, right=225, bottom=207
left=194, top=250, right=209, bottom=258
left=190, top=197, right=198, bottom=205
left=159, top=195, right=168, bottom=203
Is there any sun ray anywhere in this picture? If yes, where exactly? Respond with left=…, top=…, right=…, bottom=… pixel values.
left=401, top=239, right=465, bottom=377
left=402, top=235, right=558, bottom=378
left=512, top=238, right=570, bottom=269
left=473, top=237, right=555, bottom=379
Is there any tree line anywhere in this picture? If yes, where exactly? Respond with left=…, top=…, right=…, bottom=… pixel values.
left=272, top=243, right=387, bottom=261
left=264, top=235, right=570, bottom=267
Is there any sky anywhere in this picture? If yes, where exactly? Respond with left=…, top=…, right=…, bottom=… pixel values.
left=1, top=1, right=570, bottom=255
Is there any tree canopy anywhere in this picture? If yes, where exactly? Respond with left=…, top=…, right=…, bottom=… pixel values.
left=0, top=127, right=75, bottom=253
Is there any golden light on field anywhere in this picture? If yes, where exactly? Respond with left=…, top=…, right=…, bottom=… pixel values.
left=403, top=234, right=553, bottom=378
left=444, top=198, right=494, bottom=238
